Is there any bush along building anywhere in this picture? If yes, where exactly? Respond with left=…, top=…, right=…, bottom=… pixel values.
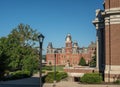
left=46, top=34, right=96, bottom=66
left=93, top=0, right=120, bottom=82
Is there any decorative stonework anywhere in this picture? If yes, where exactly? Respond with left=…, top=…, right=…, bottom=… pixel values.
left=104, top=14, right=120, bottom=25
left=93, top=0, right=120, bottom=82
left=105, top=7, right=120, bottom=12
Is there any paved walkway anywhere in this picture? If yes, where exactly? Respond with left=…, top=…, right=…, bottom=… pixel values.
left=0, top=73, right=120, bottom=87
left=0, top=77, right=39, bottom=85
left=47, top=81, right=120, bottom=87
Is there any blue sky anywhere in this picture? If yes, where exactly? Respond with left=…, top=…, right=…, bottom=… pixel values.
left=0, top=0, right=104, bottom=53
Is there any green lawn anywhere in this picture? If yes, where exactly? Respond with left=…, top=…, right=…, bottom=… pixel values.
left=52, top=66, right=64, bottom=71
left=42, top=66, right=64, bottom=72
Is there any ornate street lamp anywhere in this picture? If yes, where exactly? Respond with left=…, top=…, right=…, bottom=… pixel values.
left=38, top=33, right=44, bottom=87
left=53, top=50, right=57, bottom=87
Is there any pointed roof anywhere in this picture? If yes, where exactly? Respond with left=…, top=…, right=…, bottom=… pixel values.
left=73, top=41, right=79, bottom=48
left=89, top=41, right=96, bottom=48
left=47, top=42, right=53, bottom=48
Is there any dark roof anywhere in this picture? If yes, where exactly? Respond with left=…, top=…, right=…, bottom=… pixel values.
left=89, top=42, right=96, bottom=48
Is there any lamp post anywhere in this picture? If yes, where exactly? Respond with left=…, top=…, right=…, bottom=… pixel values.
left=53, top=50, right=57, bottom=87
left=38, top=33, right=44, bottom=87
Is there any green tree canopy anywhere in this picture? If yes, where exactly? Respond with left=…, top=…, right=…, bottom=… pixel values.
left=90, top=51, right=96, bottom=67
left=0, top=37, right=10, bottom=79
left=0, top=24, right=40, bottom=78
left=78, top=57, right=86, bottom=66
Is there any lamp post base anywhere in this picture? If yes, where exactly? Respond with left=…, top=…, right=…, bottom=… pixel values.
left=53, top=80, right=56, bottom=87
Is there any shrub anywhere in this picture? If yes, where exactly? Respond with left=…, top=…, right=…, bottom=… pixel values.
left=114, top=79, right=120, bottom=84
left=3, top=70, right=31, bottom=81
left=55, top=72, right=68, bottom=81
left=45, top=72, right=68, bottom=83
left=42, top=70, right=45, bottom=73
left=58, top=72, right=68, bottom=79
left=80, top=73, right=102, bottom=84
left=45, top=72, right=55, bottom=83
left=42, top=66, right=52, bottom=71
left=89, top=60, right=96, bottom=67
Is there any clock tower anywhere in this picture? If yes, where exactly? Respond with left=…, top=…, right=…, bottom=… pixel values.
left=65, top=34, right=72, bottom=54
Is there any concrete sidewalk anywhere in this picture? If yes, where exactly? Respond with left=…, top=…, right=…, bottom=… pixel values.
left=53, top=81, right=120, bottom=87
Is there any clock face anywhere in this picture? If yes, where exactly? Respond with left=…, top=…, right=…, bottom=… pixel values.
left=66, top=43, right=71, bottom=47
left=68, top=44, right=70, bottom=47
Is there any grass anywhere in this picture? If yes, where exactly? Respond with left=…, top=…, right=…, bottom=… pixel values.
left=52, top=65, right=64, bottom=71
left=42, top=65, right=64, bottom=72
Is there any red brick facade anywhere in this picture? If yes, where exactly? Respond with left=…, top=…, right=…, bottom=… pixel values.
left=93, top=0, right=120, bottom=82
left=46, top=34, right=96, bottom=66
left=105, top=24, right=120, bottom=65
left=105, top=0, right=120, bottom=9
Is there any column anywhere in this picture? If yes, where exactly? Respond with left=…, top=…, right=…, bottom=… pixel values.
left=96, top=30, right=99, bottom=70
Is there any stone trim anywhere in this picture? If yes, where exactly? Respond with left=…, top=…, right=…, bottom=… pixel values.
left=105, top=73, right=120, bottom=78
left=105, top=77, right=115, bottom=82
left=68, top=72, right=84, bottom=77
left=104, top=7, right=120, bottom=15
left=101, top=7, right=120, bottom=25
left=105, top=7, right=120, bottom=12
left=105, top=65, right=120, bottom=71
left=104, top=73, right=120, bottom=82
left=105, top=10, right=120, bottom=14
left=105, top=70, right=120, bottom=74
left=105, top=14, right=120, bottom=25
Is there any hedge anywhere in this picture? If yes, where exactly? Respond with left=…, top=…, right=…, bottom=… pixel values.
left=80, top=73, right=102, bottom=84
left=45, top=72, right=68, bottom=83
left=42, top=66, right=52, bottom=71
left=3, top=70, right=31, bottom=81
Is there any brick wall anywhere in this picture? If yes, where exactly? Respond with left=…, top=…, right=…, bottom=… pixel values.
left=111, top=24, right=120, bottom=65
left=105, top=24, right=120, bottom=65
left=64, top=68, right=95, bottom=73
left=105, top=0, right=120, bottom=9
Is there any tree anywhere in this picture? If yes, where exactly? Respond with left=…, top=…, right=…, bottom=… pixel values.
left=0, top=24, right=40, bottom=77
left=78, top=57, right=86, bottom=66
left=49, top=61, right=52, bottom=66
left=90, top=51, right=96, bottom=67
left=7, top=24, right=40, bottom=72
left=0, top=37, right=10, bottom=80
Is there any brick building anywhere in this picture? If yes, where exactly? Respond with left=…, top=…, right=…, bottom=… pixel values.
left=46, top=34, right=96, bottom=66
left=93, top=0, right=120, bottom=82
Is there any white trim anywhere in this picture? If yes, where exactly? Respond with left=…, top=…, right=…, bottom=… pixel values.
left=68, top=72, right=84, bottom=77
left=105, top=65, right=120, bottom=71
left=105, top=70, right=120, bottom=74
left=105, top=21, right=120, bottom=25
left=110, top=15, right=120, bottom=18
left=106, top=11, right=120, bottom=14
left=105, top=14, right=120, bottom=25
left=105, top=8, right=120, bottom=15
left=105, top=78, right=115, bottom=82
left=105, top=7, right=120, bottom=12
